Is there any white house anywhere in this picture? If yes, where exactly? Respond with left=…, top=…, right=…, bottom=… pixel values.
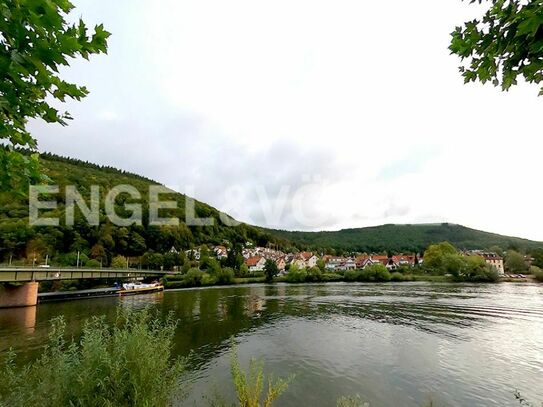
left=245, top=256, right=266, bottom=272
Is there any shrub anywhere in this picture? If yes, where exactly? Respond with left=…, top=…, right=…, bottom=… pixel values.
left=183, top=268, right=205, bottom=286
left=321, top=273, right=343, bottom=282
left=237, top=264, right=249, bottom=278
left=305, top=267, right=323, bottom=282
left=85, top=259, right=100, bottom=268
left=532, top=266, right=543, bottom=282
left=56, top=252, right=89, bottom=267
left=390, top=272, right=405, bottom=282
left=359, top=264, right=391, bottom=282
left=454, top=257, right=499, bottom=283
left=110, top=255, right=127, bottom=269
left=0, top=309, right=186, bottom=407
left=216, top=267, right=235, bottom=285
left=285, top=268, right=307, bottom=283
left=343, top=270, right=359, bottom=282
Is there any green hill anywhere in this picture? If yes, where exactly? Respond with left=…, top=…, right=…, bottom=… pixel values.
left=270, top=223, right=543, bottom=253
left=0, top=152, right=286, bottom=265
left=1, top=153, right=541, bottom=264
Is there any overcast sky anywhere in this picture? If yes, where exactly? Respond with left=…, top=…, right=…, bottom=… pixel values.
left=30, top=0, right=543, bottom=240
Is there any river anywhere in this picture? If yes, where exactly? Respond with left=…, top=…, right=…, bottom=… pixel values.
left=1, top=282, right=542, bottom=406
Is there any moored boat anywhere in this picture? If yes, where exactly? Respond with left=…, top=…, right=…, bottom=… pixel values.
left=119, top=282, right=164, bottom=296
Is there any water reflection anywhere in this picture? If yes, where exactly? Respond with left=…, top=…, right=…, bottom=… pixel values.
left=1, top=282, right=542, bottom=406
left=0, top=306, right=36, bottom=334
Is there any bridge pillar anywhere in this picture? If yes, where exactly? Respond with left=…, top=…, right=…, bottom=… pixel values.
left=0, top=282, right=39, bottom=308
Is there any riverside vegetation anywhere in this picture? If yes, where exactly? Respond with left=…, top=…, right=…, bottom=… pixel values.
left=35, top=239, right=541, bottom=294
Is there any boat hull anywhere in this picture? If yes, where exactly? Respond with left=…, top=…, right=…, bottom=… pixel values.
left=119, top=285, right=164, bottom=296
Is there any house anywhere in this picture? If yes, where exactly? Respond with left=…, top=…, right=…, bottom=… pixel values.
left=275, top=257, right=286, bottom=271
left=371, top=255, right=390, bottom=266
left=388, top=255, right=417, bottom=270
left=358, top=257, right=383, bottom=269
left=463, top=250, right=505, bottom=275
left=324, top=256, right=355, bottom=271
left=245, top=256, right=266, bottom=272
left=185, top=248, right=201, bottom=261
left=481, top=252, right=505, bottom=275
left=355, top=255, right=370, bottom=268
left=342, top=258, right=357, bottom=270
left=324, top=256, right=342, bottom=271
left=299, top=252, right=318, bottom=268
left=291, top=256, right=307, bottom=269
left=213, top=245, right=228, bottom=260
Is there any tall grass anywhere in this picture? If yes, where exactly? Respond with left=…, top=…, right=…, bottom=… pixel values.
left=230, top=343, right=293, bottom=407
left=0, top=309, right=186, bottom=407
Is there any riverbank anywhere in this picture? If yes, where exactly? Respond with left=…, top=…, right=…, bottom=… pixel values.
left=31, top=273, right=539, bottom=303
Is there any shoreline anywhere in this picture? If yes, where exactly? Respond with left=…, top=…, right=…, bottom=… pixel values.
left=35, top=275, right=538, bottom=303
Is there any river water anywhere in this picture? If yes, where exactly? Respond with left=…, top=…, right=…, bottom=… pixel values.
left=1, top=282, right=542, bottom=406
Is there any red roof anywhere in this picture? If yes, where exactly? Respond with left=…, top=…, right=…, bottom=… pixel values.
left=245, top=256, right=263, bottom=267
left=300, top=252, right=314, bottom=261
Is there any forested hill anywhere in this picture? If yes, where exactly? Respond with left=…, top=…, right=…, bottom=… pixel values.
left=1, top=153, right=541, bottom=264
left=0, top=153, right=286, bottom=263
left=270, top=223, right=543, bottom=253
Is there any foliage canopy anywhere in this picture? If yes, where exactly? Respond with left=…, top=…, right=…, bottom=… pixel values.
left=450, top=0, right=543, bottom=95
left=0, top=0, right=109, bottom=190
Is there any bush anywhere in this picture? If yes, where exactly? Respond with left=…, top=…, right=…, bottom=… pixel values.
left=0, top=309, right=186, bottom=407
left=390, top=272, right=406, bottom=282
left=215, top=267, right=235, bottom=285
left=183, top=268, right=205, bottom=286
left=56, top=252, right=89, bottom=267
left=305, top=267, right=322, bottom=282
left=359, top=264, right=391, bottom=282
left=85, top=259, right=100, bottom=268
left=343, top=270, right=359, bottom=282
left=532, top=266, right=543, bottom=282
left=454, top=257, right=499, bottom=282
left=110, top=255, right=127, bottom=269
left=321, top=273, right=343, bottom=282
left=285, top=267, right=308, bottom=283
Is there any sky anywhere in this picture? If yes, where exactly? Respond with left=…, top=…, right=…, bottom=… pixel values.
left=30, top=0, right=543, bottom=240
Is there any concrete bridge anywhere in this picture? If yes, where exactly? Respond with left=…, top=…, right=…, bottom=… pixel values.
left=0, top=267, right=176, bottom=308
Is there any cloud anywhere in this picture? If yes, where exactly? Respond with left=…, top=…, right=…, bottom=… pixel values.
left=26, top=0, right=543, bottom=240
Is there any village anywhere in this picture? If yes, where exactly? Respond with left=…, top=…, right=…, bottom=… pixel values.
left=182, top=244, right=507, bottom=276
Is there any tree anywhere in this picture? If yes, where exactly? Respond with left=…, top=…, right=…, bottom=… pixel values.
left=531, top=248, right=543, bottom=269
left=0, top=0, right=110, bottom=190
left=225, top=243, right=244, bottom=270
left=450, top=1, right=543, bottom=95
left=316, top=259, right=325, bottom=272
left=111, top=255, right=127, bottom=269
left=532, top=266, right=543, bottom=282
left=505, top=250, right=527, bottom=273
left=263, top=259, right=279, bottom=283
left=423, top=241, right=458, bottom=273
left=360, top=263, right=391, bottom=282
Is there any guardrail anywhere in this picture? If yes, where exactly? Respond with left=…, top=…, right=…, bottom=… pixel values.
left=0, top=268, right=178, bottom=283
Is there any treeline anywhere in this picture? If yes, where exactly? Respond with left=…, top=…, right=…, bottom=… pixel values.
left=271, top=223, right=543, bottom=254
left=0, top=155, right=290, bottom=266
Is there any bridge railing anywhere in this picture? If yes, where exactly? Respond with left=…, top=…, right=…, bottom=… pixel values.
left=0, top=268, right=178, bottom=283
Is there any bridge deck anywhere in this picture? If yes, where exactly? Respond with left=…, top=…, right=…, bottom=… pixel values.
left=0, top=268, right=176, bottom=283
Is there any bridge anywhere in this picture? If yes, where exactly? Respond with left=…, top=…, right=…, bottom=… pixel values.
left=0, top=267, right=177, bottom=308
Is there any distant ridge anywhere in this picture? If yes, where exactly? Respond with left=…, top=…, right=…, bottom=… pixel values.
left=269, top=223, right=543, bottom=253
left=2, top=152, right=541, bottom=257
